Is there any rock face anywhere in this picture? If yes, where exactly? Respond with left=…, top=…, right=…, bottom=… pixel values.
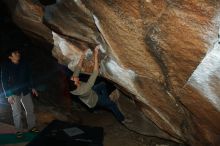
left=3, top=0, right=53, bottom=43
left=3, top=0, right=220, bottom=145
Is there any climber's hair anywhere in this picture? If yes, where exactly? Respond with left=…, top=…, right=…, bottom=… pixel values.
left=6, top=47, right=21, bottom=57
left=69, top=80, right=77, bottom=91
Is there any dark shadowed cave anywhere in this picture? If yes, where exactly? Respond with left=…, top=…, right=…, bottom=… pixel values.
left=0, top=0, right=220, bottom=146
left=0, top=0, right=68, bottom=123
left=0, top=2, right=182, bottom=146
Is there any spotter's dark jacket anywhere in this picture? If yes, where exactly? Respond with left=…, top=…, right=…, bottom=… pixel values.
left=1, top=59, right=33, bottom=98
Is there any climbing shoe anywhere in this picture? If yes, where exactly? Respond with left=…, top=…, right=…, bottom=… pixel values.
left=121, top=118, right=133, bottom=124
left=16, top=132, right=23, bottom=139
left=29, top=127, right=39, bottom=133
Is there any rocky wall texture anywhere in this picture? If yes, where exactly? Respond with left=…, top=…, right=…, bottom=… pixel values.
left=3, top=0, right=220, bottom=145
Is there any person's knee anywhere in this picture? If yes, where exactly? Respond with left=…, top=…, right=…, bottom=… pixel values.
left=98, top=81, right=107, bottom=87
left=105, top=102, right=117, bottom=109
left=13, top=112, right=22, bottom=118
left=25, top=108, right=34, bottom=115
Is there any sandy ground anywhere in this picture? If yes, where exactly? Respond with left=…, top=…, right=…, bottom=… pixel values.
left=0, top=98, right=185, bottom=146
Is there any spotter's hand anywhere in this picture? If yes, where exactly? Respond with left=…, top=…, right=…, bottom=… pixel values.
left=32, top=89, right=38, bottom=97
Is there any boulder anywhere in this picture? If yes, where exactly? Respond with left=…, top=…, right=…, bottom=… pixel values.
left=3, top=0, right=220, bottom=145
